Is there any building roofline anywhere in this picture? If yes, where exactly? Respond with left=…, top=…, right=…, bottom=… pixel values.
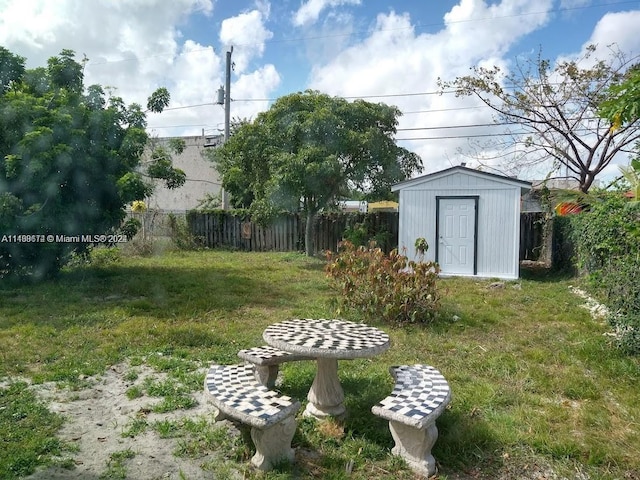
left=392, top=166, right=532, bottom=192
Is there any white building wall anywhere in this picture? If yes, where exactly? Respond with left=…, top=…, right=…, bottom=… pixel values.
left=474, top=187, right=520, bottom=278
left=145, top=136, right=222, bottom=212
left=396, top=171, right=524, bottom=279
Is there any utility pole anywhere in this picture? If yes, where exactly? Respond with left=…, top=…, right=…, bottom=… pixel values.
left=217, top=46, right=233, bottom=210
left=224, top=46, right=233, bottom=144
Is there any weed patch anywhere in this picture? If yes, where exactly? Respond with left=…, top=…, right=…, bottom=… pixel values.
left=0, top=382, right=69, bottom=479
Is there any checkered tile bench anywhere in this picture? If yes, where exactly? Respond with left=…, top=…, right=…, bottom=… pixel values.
left=372, top=364, right=451, bottom=478
left=238, top=345, right=312, bottom=388
left=204, top=363, right=301, bottom=471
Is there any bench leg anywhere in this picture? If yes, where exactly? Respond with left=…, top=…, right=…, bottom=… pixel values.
left=388, top=420, right=439, bottom=477
left=254, top=365, right=279, bottom=389
left=250, top=415, right=297, bottom=470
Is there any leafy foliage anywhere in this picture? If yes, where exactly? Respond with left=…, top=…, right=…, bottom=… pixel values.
left=167, top=213, right=203, bottom=250
left=599, top=66, right=640, bottom=128
left=0, top=46, right=25, bottom=95
left=210, top=90, right=422, bottom=255
left=570, top=190, right=640, bottom=353
left=619, top=157, right=640, bottom=200
left=440, top=46, right=640, bottom=192
left=341, top=217, right=394, bottom=252
left=0, top=48, right=184, bottom=279
left=325, top=241, right=440, bottom=325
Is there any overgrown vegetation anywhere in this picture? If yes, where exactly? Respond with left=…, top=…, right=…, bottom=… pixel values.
left=0, top=382, right=68, bottom=477
left=167, top=212, right=203, bottom=250
left=341, top=218, right=393, bottom=252
left=325, top=241, right=440, bottom=324
left=567, top=190, right=640, bottom=353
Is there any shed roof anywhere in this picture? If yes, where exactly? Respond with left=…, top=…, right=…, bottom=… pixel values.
left=392, top=166, right=532, bottom=193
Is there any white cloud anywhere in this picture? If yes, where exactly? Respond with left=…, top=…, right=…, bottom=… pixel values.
left=292, top=0, right=361, bottom=27
left=442, top=0, right=551, bottom=61
left=308, top=1, right=554, bottom=175
left=232, top=65, right=281, bottom=120
left=299, top=11, right=357, bottom=68
left=219, top=8, right=274, bottom=73
left=585, top=10, right=640, bottom=55
left=0, top=0, right=282, bottom=138
left=559, top=0, right=592, bottom=9
left=0, top=0, right=213, bottom=67
left=254, top=0, right=271, bottom=18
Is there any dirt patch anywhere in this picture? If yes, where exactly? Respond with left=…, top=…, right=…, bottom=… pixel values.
left=20, top=362, right=239, bottom=480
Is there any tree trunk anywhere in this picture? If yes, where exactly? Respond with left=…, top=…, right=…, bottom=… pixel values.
left=305, top=211, right=316, bottom=257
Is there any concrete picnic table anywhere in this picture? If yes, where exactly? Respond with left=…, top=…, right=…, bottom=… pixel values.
left=263, top=318, right=390, bottom=418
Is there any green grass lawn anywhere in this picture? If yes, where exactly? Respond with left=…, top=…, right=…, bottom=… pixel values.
left=1, top=250, right=639, bottom=479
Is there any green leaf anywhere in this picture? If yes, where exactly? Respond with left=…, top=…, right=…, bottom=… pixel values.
left=147, top=87, right=170, bottom=113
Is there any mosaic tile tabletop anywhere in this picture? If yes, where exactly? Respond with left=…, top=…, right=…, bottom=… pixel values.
left=263, top=318, right=390, bottom=359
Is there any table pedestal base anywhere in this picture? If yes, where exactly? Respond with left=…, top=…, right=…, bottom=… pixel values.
left=304, top=358, right=346, bottom=419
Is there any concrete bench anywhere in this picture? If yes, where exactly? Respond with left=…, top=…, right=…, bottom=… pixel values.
left=371, top=364, right=451, bottom=478
left=204, top=363, right=301, bottom=471
left=238, top=345, right=312, bottom=388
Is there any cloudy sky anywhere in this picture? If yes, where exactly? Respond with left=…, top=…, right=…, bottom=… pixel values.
left=1, top=0, right=639, bottom=182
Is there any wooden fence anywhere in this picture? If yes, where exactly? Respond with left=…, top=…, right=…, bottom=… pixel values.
left=520, top=212, right=545, bottom=261
left=188, top=210, right=544, bottom=259
left=187, top=211, right=399, bottom=253
left=188, top=213, right=302, bottom=252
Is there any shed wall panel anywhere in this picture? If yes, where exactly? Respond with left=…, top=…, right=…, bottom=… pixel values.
left=398, top=186, right=520, bottom=279
left=474, top=188, right=517, bottom=277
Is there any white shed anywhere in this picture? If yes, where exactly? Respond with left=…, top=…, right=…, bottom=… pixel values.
left=391, top=166, right=531, bottom=280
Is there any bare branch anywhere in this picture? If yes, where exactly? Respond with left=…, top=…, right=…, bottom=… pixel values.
left=439, top=46, right=640, bottom=192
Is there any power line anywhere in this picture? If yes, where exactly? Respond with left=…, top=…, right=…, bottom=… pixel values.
left=397, top=132, right=522, bottom=141
left=162, top=102, right=214, bottom=111
left=171, top=75, right=624, bottom=107
left=396, top=125, right=605, bottom=141
left=397, top=122, right=509, bottom=131
left=402, top=106, right=487, bottom=114
left=232, top=90, right=456, bottom=103
left=150, top=110, right=607, bottom=135
left=148, top=123, right=215, bottom=129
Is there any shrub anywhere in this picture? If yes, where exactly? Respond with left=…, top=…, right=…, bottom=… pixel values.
left=89, top=246, right=122, bottom=266
left=325, top=240, right=440, bottom=325
left=571, top=192, right=640, bottom=353
left=167, top=213, right=203, bottom=250
left=342, top=218, right=393, bottom=252
left=341, top=222, right=369, bottom=247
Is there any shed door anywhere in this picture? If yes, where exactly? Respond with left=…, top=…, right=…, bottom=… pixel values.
left=437, top=197, right=477, bottom=275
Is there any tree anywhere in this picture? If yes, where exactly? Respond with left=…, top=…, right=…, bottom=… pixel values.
left=0, top=46, right=25, bottom=95
left=439, top=46, right=640, bottom=192
left=211, top=90, right=422, bottom=255
left=0, top=48, right=185, bottom=278
left=598, top=67, right=640, bottom=200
